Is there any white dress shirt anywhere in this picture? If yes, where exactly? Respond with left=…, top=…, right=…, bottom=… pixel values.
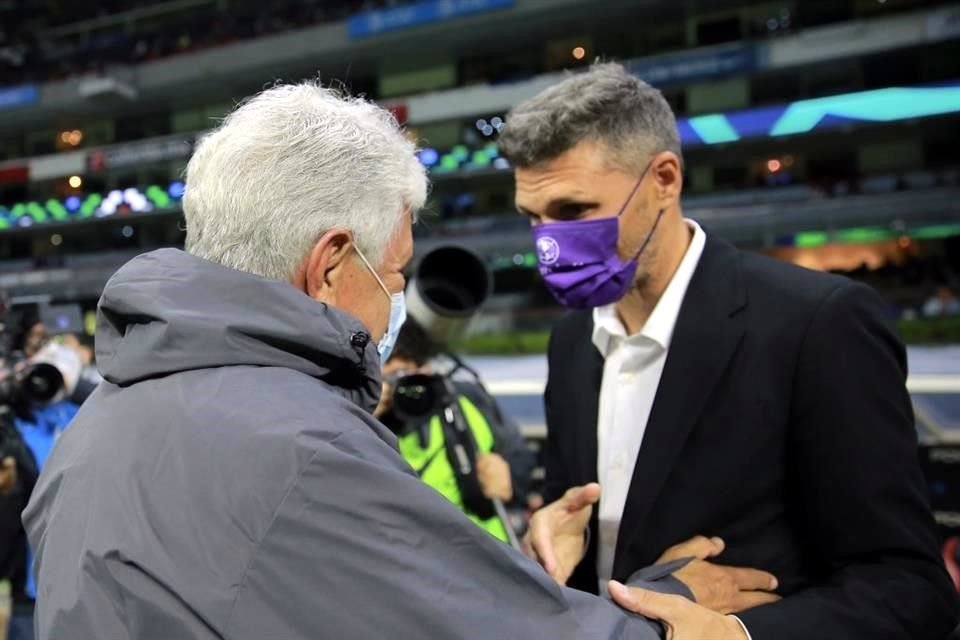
left=592, top=219, right=706, bottom=589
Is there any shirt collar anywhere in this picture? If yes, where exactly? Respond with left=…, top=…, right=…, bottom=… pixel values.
left=592, top=219, right=706, bottom=357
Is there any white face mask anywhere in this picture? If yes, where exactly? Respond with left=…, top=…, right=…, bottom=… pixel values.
left=354, top=244, right=407, bottom=363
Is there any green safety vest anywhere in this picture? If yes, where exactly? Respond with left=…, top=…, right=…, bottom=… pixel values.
left=397, top=394, right=510, bottom=543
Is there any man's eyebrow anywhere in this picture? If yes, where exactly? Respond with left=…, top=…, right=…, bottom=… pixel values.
left=518, top=196, right=596, bottom=212
left=546, top=196, right=598, bottom=208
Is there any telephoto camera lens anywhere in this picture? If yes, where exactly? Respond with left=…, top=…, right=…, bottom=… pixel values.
left=19, top=363, right=64, bottom=405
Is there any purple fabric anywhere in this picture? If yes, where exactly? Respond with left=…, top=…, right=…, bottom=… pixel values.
left=533, top=216, right=639, bottom=309
left=529, top=160, right=668, bottom=310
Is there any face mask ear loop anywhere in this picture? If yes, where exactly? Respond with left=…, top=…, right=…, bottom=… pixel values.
left=630, top=208, right=666, bottom=262
left=354, top=243, right=391, bottom=300
left=615, top=159, right=663, bottom=261
left=615, top=169, right=649, bottom=218
left=615, top=156, right=658, bottom=218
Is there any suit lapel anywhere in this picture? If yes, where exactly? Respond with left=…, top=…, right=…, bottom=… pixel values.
left=612, top=235, right=747, bottom=576
left=571, top=311, right=604, bottom=485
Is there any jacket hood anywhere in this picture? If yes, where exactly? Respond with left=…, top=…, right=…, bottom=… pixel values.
left=96, top=249, right=381, bottom=411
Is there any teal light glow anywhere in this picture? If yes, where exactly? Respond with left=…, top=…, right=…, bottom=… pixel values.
left=687, top=114, right=740, bottom=144
left=770, top=86, right=960, bottom=137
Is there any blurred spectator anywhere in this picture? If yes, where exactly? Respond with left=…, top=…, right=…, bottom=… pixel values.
left=0, top=582, right=9, bottom=640
left=9, top=308, right=45, bottom=361
left=2, top=321, right=82, bottom=640
left=923, top=285, right=960, bottom=318
left=0, top=416, right=36, bottom=640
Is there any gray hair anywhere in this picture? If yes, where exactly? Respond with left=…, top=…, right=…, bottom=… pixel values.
left=183, top=81, right=427, bottom=280
left=499, top=63, right=682, bottom=172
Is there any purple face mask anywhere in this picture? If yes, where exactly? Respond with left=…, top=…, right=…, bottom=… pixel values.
left=532, top=165, right=664, bottom=309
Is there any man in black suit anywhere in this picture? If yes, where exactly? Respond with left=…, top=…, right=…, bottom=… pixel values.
left=499, top=62, right=958, bottom=639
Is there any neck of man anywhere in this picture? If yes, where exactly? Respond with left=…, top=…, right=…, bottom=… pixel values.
left=614, top=209, right=692, bottom=336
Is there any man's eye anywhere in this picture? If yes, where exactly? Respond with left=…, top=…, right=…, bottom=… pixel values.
left=558, top=204, right=588, bottom=218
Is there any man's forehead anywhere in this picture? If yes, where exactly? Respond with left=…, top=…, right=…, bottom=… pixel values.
left=515, top=142, right=611, bottom=194
left=514, top=166, right=599, bottom=210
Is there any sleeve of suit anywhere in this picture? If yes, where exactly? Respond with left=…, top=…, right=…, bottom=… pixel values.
left=737, top=282, right=959, bottom=640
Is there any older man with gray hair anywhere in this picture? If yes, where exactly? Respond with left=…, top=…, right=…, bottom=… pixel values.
left=22, top=82, right=746, bottom=639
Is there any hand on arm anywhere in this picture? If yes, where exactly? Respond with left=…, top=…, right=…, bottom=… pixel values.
left=657, top=535, right=780, bottom=614
left=609, top=581, right=749, bottom=640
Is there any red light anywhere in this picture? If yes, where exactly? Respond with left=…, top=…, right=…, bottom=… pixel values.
left=766, top=159, right=782, bottom=173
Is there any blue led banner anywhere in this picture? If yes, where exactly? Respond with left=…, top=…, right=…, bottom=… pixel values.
left=678, top=82, right=960, bottom=147
left=348, top=0, right=514, bottom=39
left=0, top=84, right=39, bottom=110
left=626, top=43, right=759, bottom=88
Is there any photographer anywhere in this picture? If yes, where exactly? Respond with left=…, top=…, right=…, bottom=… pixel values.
left=0, top=421, right=37, bottom=640
left=1, top=309, right=82, bottom=640
left=375, top=317, right=534, bottom=544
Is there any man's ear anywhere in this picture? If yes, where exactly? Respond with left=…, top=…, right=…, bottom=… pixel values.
left=652, top=151, right=683, bottom=208
left=303, top=229, right=354, bottom=305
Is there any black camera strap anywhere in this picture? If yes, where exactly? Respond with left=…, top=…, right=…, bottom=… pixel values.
left=443, top=352, right=508, bottom=427
left=437, top=397, right=496, bottom=521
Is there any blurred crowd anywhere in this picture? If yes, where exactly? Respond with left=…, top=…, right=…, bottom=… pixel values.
left=0, top=304, right=98, bottom=639
left=0, top=0, right=412, bottom=88
left=847, top=256, right=960, bottom=321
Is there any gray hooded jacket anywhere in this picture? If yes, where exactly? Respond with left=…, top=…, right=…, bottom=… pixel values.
left=24, top=249, right=684, bottom=639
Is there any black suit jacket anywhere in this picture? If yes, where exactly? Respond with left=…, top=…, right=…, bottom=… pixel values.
left=543, top=233, right=958, bottom=639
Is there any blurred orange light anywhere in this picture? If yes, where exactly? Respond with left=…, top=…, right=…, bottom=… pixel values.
left=897, top=236, right=912, bottom=249
left=766, top=159, right=782, bottom=172
left=572, top=46, right=586, bottom=60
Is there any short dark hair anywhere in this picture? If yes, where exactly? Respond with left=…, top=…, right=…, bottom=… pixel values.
left=388, top=317, right=439, bottom=366
left=9, top=303, right=41, bottom=353
left=499, top=62, right=682, bottom=172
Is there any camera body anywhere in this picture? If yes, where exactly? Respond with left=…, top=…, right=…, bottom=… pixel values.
left=392, top=372, right=451, bottom=424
